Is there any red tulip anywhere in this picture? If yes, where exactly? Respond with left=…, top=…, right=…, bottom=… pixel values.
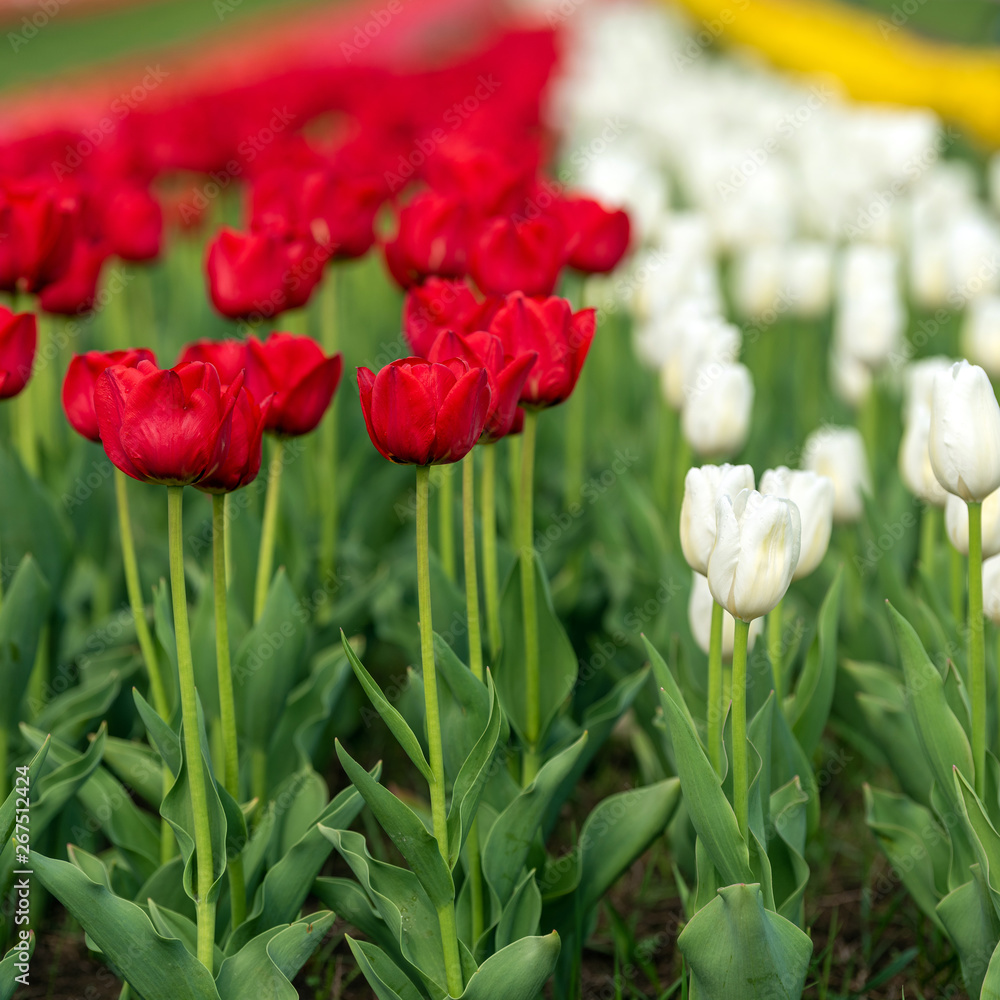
left=205, top=227, right=324, bottom=321
left=470, top=215, right=565, bottom=297
left=62, top=348, right=156, bottom=442
left=177, top=338, right=248, bottom=386
left=196, top=385, right=270, bottom=494
left=0, top=178, right=80, bottom=293
left=358, top=358, right=491, bottom=465
left=402, top=277, right=501, bottom=356
left=383, top=191, right=473, bottom=289
left=38, top=238, right=108, bottom=316
left=95, top=359, right=242, bottom=486
left=100, top=185, right=163, bottom=263
left=245, top=332, right=342, bottom=436
left=555, top=196, right=630, bottom=274
left=0, top=307, right=37, bottom=400
left=489, top=292, right=595, bottom=408
left=427, top=330, right=535, bottom=443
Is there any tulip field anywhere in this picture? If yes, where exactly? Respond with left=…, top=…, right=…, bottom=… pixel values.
left=7, top=0, right=1000, bottom=997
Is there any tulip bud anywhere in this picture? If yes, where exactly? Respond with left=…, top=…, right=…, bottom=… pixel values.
left=759, top=467, right=834, bottom=579
left=707, top=488, right=801, bottom=622
left=688, top=571, right=762, bottom=660
left=660, top=316, right=740, bottom=410
left=945, top=490, right=1000, bottom=558
left=983, top=553, right=1000, bottom=625
left=898, top=403, right=949, bottom=507
left=0, top=307, right=37, bottom=400
left=680, top=463, right=755, bottom=576
left=785, top=240, right=833, bottom=318
left=929, top=360, right=1000, bottom=502
left=731, top=244, right=783, bottom=318
left=830, top=347, right=871, bottom=409
left=681, top=362, right=754, bottom=458
left=903, top=356, right=954, bottom=419
left=962, top=296, right=1000, bottom=378
left=803, top=426, right=870, bottom=523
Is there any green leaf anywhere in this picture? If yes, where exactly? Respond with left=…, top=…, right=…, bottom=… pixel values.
left=679, top=883, right=812, bottom=1000
left=67, top=843, right=113, bottom=889
left=496, top=869, right=543, bottom=950
left=788, top=568, right=843, bottom=757
left=887, top=602, right=974, bottom=814
left=313, top=877, right=406, bottom=965
left=276, top=766, right=328, bottom=855
left=937, top=869, right=1000, bottom=1000
left=656, top=679, right=752, bottom=887
left=234, top=570, right=307, bottom=753
left=459, top=933, right=560, bottom=999
left=216, top=912, right=335, bottom=1000
left=134, top=687, right=181, bottom=775
left=33, top=664, right=129, bottom=743
left=434, top=633, right=495, bottom=779
left=31, top=853, right=220, bottom=1000
left=335, top=740, right=454, bottom=910
left=768, top=778, right=810, bottom=926
left=226, top=777, right=368, bottom=954
left=496, top=552, right=577, bottom=745
left=341, top=631, right=432, bottom=783
left=146, top=899, right=224, bottom=972
left=483, top=734, right=588, bottom=907
left=101, top=736, right=164, bottom=808
left=955, top=767, right=1000, bottom=921
left=0, top=930, right=33, bottom=1000
left=979, top=939, right=1000, bottom=1000
left=446, top=674, right=503, bottom=868
left=0, top=555, right=51, bottom=730
left=0, top=736, right=48, bottom=845
left=345, top=938, right=424, bottom=1000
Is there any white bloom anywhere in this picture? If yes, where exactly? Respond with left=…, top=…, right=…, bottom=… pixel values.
left=899, top=403, right=949, bottom=507
left=983, top=554, right=1000, bottom=625
left=929, top=360, right=1000, bottom=502
left=785, top=240, right=834, bottom=318
left=803, top=426, right=871, bottom=523
left=681, top=362, right=754, bottom=458
left=680, top=463, right=755, bottom=575
left=903, top=356, right=955, bottom=419
left=731, top=244, right=784, bottom=318
left=945, top=490, right=1000, bottom=558
left=759, top=467, right=834, bottom=579
left=830, top=347, right=872, bottom=409
left=688, top=571, right=762, bottom=659
left=707, top=489, right=801, bottom=622
left=660, top=316, right=741, bottom=409
left=962, top=296, right=1000, bottom=379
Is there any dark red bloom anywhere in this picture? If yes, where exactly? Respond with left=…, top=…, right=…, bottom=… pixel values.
left=245, top=332, right=342, bottom=436
left=554, top=196, right=630, bottom=274
left=489, top=292, right=595, bottom=408
left=427, top=330, right=535, bottom=443
left=177, top=338, right=248, bottom=386
left=402, top=277, right=501, bottom=356
left=38, top=238, right=108, bottom=316
left=383, top=191, right=473, bottom=289
left=205, top=227, right=324, bottom=321
left=0, top=179, right=80, bottom=293
left=196, top=386, right=270, bottom=494
left=0, top=308, right=37, bottom=400
left=100, top=185, right=163, bottom=263
left=357, top=358, right=491, bottom=465
left=95, top=360, right=242, bottom=485
left=62, top=348, right=156, bottom=442
left=470, top=215, right=565, bottom=297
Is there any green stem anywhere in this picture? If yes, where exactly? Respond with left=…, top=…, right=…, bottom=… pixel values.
left=481, top=443, right=502, bottom=660
left=15, top=383, right=38, bottom=477
left=116, top=471, right=168, bottom=717
left=768, top=598, right=784, bottom=701
left=732, top=617, right=751, bottom=843
left=167, top=487, right=216, bottom=970
left=707, top=600, right=724, bottom=777
left=653, top=396, right=674, bottom=515
left=951, top=542, right=965, bottom=625
left=466, top=821, right=485, bottom=947
left=969, top=501, right=986, bottom=799
left=919, top=503, right=938, bottom=577
left=508, top=433, right=521, bottom=544
left=213, top=495, right=246, bottom=928
left=318, top=269, right=339, bottom=581
left=518, top=410, right=541, bottom=785
left=462, top=453, right=484, bottom=681
left=251, top=748, right=268, bottom=806
left=416, top=465, right=464, bottom=997
left=254, top=439, right=286, bottom=622
left=438, top=463, right=456, bottom=582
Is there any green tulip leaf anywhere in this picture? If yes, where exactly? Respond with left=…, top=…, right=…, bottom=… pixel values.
left=313, top=877, right=406, bottom=966
left=340, top=630, right=433, bottom=783
left=0, top=735, right=49, bottom=845
left=0, top=931, right=33, bottom=1000
left=134, top=687, right=182, bottom=775
left=954, top=767, right=1000, bottom=921
left=100, top=736, right=164, bottom=808
left=0, top=555, right=51, bottom=730
left=345, top=938, right=424, bottom=1000
left=31, top=852, right=221, bottom=1000
left=458, top=933, right=560, bottom=999
left=768, top=777, right=811, bottom=926
left=937, top=868, right=1000, bottom=1000
left=679, top=883, right=812, bottom=1000
left=496, top=868, right=543, bottom=951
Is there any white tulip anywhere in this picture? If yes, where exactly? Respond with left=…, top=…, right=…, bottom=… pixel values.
left=830, top=347, right=872, bottom=408
left=962, top=296, right=1000, bottom=379
left=759, top=466, right=835, bottom=579
left=929, top=360, right=1000, bottom=502
left=660, top=316, right=741, bottom=410
left=681, top=362, right=754, bottom=458
left=731, top=244, right=784, bottom=318
left=945, top=490, right=1000, bottom=558
left=803, top=426, right=871, bottom=523
left=708, top=489, right=801, bottom=622
left=898, top=403, right=949, bottom=507
left=903, top=356, right=954, bottom=419
left=785, top=240, right=834, bottom=318
left=680, top=463, right=756, bottom=575
left=833, top=290, right=905, bottom=369
left=983, top=554, right=1000, bottom=625
left=688, top=571, right=762, bottom=660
